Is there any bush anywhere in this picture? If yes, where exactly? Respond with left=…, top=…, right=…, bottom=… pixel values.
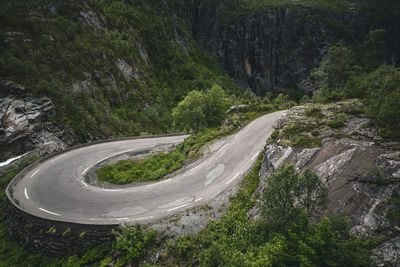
left=259, top=164, right=328, bottom=227
left=112, top=224, right=155, bottom=264
left=172, top=85, right=229, bottom=132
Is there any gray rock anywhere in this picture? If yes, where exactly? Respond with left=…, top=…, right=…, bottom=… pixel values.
left=190, top=1, right=368, bottom=95
left=372, top=237, right=400, bottom=267
left=252, top=105, right=400, bottom=244
left=226, top=104, right=250, bottom=114
left=0, top=81, right=78, bottom=162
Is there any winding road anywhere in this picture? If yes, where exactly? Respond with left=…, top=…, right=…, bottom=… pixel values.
left=8, top=111, right=285, bottom=225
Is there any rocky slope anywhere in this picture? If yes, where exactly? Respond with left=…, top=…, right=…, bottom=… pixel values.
left=189, top=0, right=366, bottom=95
left=0, top=81, right=77, bottom=163
left=253, top=100, right=400, bottom=266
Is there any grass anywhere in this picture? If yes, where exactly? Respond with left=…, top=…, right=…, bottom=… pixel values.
left=97, top=127, right=223, bottom=184
left=97, top=109, right=280, bottom=185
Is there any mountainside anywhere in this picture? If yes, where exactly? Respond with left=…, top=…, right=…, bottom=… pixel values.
left=1, top=0, right=399, bottom=160
left=251, top=101, right=400, bottom=265
left=0, top=0, right=239, bottom=160
left=189, top=0, right=400, bottom=95
left=1, top=0, right=400, bottom=266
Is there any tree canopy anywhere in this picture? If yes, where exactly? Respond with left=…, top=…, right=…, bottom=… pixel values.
left=172, top=85, right=229, bottom=132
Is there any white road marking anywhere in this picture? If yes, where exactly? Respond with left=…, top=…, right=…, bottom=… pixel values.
left=51, top=154, right=65, bottom=163
left=96, top=157, right=109, bottom=164
left=195, top=197, right=203, bottom=202
left=82, top=167, right=89, bottom=175
left=219, top=144, right=227, bottom=152
left=192, top=160, right=207, bottom=172
left=167, top=203, right=191, bottom=212
left=31, top=169, right=40, bottom=178
left=225, top=172, right=241, bottom=185
left=116, top=217, right=129, bottom=221
left=81, top=180, right=89, bottom=187
left=24, top=188, right=29, bottom=199
left=210, top=192, right=220, bottom=198
left=250, top=152, right=259, bottom=161
left=39, top=207, right=61, bottom=216
left=102, top=188, right=124, bottom=192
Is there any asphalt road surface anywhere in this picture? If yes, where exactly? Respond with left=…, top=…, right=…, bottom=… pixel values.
left=11, top=111, right=285, bottom=225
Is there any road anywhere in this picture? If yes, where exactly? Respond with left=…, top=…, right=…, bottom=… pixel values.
left=10, top=111, right=285, bottom=225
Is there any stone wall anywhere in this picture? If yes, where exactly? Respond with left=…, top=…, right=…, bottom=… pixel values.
left=5, top=134, right=187, bottom=255
left=6, top=197, right=116, bottom=255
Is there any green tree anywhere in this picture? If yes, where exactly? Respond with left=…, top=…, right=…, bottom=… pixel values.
left=311, top=42, right=359, bottom=101
left=298, top=168, right=329, bottom=215
left=172, top=90, right=206, bottom=132
left=203, top=84, right=229, bottom=125
left=260, top=165, right=328, bottom=227
left=362, top=65, right=400, bottom=138
left=260, top=164, right=301, bottom=227
left=172, top=85, right=229, bottom=132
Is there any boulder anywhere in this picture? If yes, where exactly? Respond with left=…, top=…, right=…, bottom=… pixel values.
left=0, top=81, right=77, bottom=163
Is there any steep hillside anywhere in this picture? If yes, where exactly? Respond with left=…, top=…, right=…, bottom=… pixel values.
left=0, top=0, right=238, bottom=148
left=189, top=0, right=400, bottom=95
left=254, top=100, right=400, bottom=265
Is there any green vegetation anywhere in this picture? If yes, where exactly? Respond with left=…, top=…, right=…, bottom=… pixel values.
left=97, top=127, right=225, bottom=184
left=0, top=0, right=239, bottom=139
left=0, top=149, right=380, bottom=266
left=310, top=29, right=400, bottom=139
left=260, top=165, right=328, bottom=228
left=163, top=164, right=378, bottom=266
left=111, top=224, right=156, bottom=266
left=172, top=85, right=229, bottom=132
left=98, top=91, right=291, bottom=184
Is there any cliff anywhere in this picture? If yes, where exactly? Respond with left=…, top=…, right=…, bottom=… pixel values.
left=252, top=101, right=400, bottom=266
left=188, top=0, right=399, bottom=95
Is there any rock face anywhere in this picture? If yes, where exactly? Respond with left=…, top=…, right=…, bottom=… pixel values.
left=0, top=81, right=77, bottom=162
left=254, top=103, right=400, bottom=266
left=190, top=0, right=366, bottom=95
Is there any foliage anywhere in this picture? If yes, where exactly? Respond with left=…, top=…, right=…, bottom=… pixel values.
left=362, top=65, right=400, bottom=139
left=165, top=161, right=375, bottom=267
left=311, top=42, right=360, bottom=102
left=97, top=127, right=225, bottom=184
left=260, top=164, right=328, bottom=228
left=172, top=90, right=206, bottom=133
left=97, top=98, right=286, bottom=185
left=172, top=85, right=229, bottom=132
left=112, top=224, right=155, bottom=265
left=310, top=31, right=400, bottom=139
left=0, top=0, right=239, bottom=139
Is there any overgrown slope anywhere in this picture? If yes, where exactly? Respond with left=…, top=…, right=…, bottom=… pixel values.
left=0, top=0, right=238, bottom=139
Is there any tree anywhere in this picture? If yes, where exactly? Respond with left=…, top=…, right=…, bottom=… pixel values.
left=298, top=169, right=329, bottom=215
left=172, top=90, right=206, bottom=132
left=203, top=84, right=229, bottom=125
left=260, top=164, right=301, bottom=227
left=362, top=65, right=400, bottom=138
left=311, top=42, right=359, bottom=102
left=172, top=85, right=229, bottom=132
left=260, top=165, right=328, bottom=228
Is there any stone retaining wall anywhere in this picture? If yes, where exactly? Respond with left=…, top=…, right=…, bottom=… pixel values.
left=6, top=197, right=117, bottom=255
left=5, top=134, right=188, bottom=255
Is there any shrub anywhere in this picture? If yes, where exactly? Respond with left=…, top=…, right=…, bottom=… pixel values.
left=112, top=224, right=155, bottom=264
